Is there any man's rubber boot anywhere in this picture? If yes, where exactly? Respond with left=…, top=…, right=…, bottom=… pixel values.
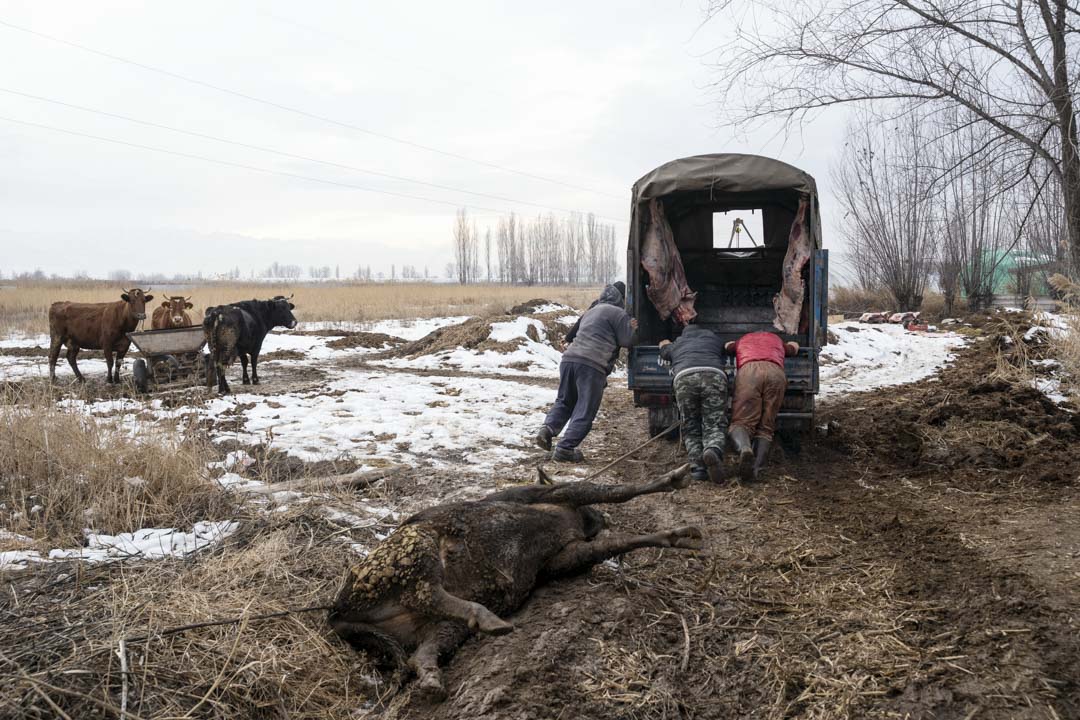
left=752, top=438, right=772, bottom=480
left=552, top=446, right=584, bottom=463
left=535, top=425, right=553, bottom=452
left=729, top=426, right=754, bottom=482
left=702, top=446, right=725, bottom=484
left=690, top=463, right=709, bottom=482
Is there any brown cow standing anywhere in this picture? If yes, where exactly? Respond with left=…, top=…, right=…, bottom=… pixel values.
left=48, top=288, right=153, bottom=383
left=151, top=296, right=193, bottom=330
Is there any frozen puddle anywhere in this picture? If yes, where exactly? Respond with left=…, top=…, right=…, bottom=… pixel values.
left=820, top=322, right=966, bottom=397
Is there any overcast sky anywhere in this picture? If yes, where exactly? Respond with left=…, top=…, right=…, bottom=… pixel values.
left=0, top=1, right=846, bottom=280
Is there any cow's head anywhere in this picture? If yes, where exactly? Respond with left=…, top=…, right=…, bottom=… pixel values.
left=160, top=296, right=193, bottom=326
left=270, top=295, right=298, bottom=330
left=121, top=288, right=153, bottom=321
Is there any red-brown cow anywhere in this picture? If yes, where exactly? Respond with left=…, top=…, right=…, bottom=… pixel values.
left=151, top=296, right=193, bottom=330
left=48, top=288, right=153, bottom=384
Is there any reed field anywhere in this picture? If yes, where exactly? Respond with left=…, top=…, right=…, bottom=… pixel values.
left=0, top=281, right=601, bottom=335
left=0, top=383, right=235, bottom=549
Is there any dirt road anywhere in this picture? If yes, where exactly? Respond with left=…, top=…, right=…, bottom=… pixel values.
left=391, top=340, right=1080, bottom=719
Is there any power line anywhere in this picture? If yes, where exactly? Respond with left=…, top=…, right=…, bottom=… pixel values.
left=0, top=114, right=511, bottom=217
left=0, top=17, right=624, bottom=200
left=0, top=87, right=625, bottom=222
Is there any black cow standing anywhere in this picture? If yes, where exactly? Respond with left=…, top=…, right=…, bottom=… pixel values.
left=203, top=296, right=297, bottom=394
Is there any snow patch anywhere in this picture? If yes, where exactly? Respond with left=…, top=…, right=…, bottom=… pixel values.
left=820, top=322, right=966, bottom=397
left=0, top=521, right=237, bottom=570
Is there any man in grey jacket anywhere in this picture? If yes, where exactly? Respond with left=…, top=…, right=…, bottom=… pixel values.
left=536, top=284, right=636, bottom=462
left=658, top=322, right=728, bottom=483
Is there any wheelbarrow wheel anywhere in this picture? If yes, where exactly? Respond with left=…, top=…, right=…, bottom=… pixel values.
left=132, top=358, right=149, bottom=393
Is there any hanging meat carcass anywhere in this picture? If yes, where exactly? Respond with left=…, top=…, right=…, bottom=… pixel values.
left=641, top=199, right=697, bottom=326
left=773, top=197, right=811, bottom=334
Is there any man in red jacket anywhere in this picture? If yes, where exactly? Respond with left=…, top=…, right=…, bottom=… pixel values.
left=725, top=332, right=800, bottom=481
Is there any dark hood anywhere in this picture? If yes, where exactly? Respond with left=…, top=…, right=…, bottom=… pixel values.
left=597, top=284, right=624, bottom=307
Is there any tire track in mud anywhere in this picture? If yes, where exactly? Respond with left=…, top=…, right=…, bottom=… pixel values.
left=385, top=384, right=1078, bottom=720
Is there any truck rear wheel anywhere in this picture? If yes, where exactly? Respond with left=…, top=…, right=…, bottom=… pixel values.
left=647, top=406, right=681, bottom=441
left=776, top=428, right=804, bottom=456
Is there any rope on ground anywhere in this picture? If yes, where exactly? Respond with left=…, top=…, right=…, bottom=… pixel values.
left=582, top=420, right=682, bottom=482
left=122, top=604, right=333, bottom=644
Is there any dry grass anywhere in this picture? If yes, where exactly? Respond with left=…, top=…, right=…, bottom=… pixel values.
left=830, top=286, right=957, bottom=320
left=0, top=281, right=599, bottom=335
left=0, top=383, right=234, bottom=548
left=0, top=509, right=379, bottom=719
left=828, top=286, right=896, bottom=317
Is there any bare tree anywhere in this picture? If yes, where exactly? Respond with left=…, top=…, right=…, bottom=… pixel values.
left=832, top=110, right=936, bottom=309
left=707, top=0, right=1080, bottom=273
left=1020, top=160, right=1069, bottom=288
left=484, top=228, right=493, bottom=282
left=586, top=213, right=602, bottom=283
left=452, top=208, right=472, bottom=284
left=937, top=231, right=964, bottom=317
left=936, top=108, right=1034, bottom=310
left=469, top=220, right=482, bottom=283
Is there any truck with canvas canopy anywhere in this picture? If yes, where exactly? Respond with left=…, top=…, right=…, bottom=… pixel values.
left=625, top=153, right=829, bottom=446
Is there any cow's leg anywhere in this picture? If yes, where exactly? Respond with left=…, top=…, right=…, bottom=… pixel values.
left=409, top=621, right=470, bottom=702
left=103, top=347, right=115, bottom=384
left=541, top=527, right=703, bottom=579
left=486, top=464, right=691, bottom=507
left=240, top=354, right=250, bottom=385
left=216, top=354, right=231, bottom=394
left=328, top=617, right=409, bottom=670
left=112, top=341, right=128, bottom=383
left=401, top=582, right=512, bottom=636
left=65, top=345, right=84, bottom=382
left=48, top=336, right=63, bottom=382
left=250, top=348, right=261, bottom=385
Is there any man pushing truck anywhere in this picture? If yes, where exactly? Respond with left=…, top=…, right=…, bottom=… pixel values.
left=726, top=331, right=800, bottom=481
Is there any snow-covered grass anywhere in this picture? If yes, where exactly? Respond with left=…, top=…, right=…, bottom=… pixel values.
left=203, top=369, right=552, bottom=470
left=2, top=309, right=994, bottom=572
left=376, top=315, right=567, bottom=377
left=296, top=315, right=471, bottom=341
left=820, top=322, right=966, bottom=397
left=0, top=333, right=49, bottom=349
left=1, top=521, right=237, bottom=570
left=1043, top=307, right=1080, bottom=404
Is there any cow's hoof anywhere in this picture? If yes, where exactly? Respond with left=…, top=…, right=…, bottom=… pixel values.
left=415, top=675, right=448, bottom=703
left=472, top=612, right=513, bottom=635
left=669, top=464, right=693, bottom=490
left=252, top=378, right=260, bottom=385
left=668, top=526, right=703, bottom=549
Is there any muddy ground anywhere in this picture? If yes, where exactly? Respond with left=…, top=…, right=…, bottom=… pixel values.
left=385, top=338, right=1079, bottom=719
left=3, top=315, right=1078, bottom=719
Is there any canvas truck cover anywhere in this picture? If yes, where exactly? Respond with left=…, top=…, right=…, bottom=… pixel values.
left=630, top=153, right=819, bottom=215
left=628, top=153, right=822, bottom=333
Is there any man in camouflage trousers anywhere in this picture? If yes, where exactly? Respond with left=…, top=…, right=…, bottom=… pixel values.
left=659, top=322, right=728, bottom=483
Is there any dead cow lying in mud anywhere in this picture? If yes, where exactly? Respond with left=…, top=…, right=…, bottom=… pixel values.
left=329, top=465, right=702, bottom=700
